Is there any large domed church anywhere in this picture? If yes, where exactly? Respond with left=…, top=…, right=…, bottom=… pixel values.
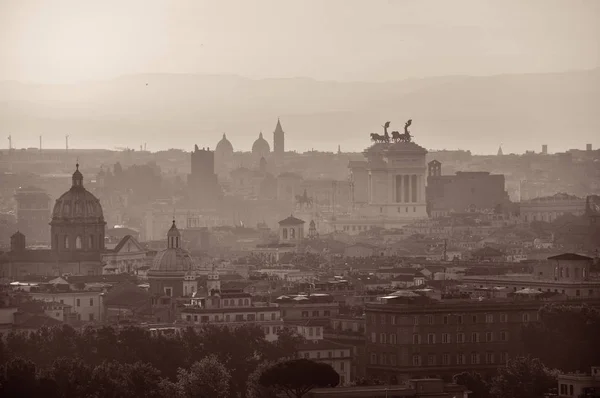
left=0, top=164, right=106, bottom=278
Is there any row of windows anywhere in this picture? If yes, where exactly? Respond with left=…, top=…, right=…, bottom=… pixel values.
left=302, top=351, right=349, bottom=360
left=56, top=234, right=100, bottom=250
left=301, top=310, right=331, bottom=318
left=372, top=331, right=510, bottom=345
left=263, top=326, right=282, bottom=335
left=63, top=298, right=94, bottom=307
left=370, top=351, right=509, bottom=367
left=223, top=298, right=250, bottom=307
left=371, top=312, right=530, bottom=325
left=185, top=312, right=278, bottom=323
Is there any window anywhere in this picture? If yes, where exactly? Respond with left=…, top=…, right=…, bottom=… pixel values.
left=472, top=315, right=477, bottom=323
left=316, top=351, right=320, bottom=358
left=380, top=314, right=386, bottom=324
left=457, top=315, right=464, bottom=324
left=370, top=353, right=377, bottom=364
left=76, top=299, right=80, bottom=307
left=89, top=313, right=94, bottom=321
left=390, top=354, right=397, bottom=366
left=371, top=332, right=377, bottom=343
left=316, top=328, right=321, bottom=336
left=442, top=333, right=450, bottom=344
left=380, top=353, right=387, bottom=365
left=457, top=333, right=465, bottom=343
left=312, top=310, right=319, bottom=317
left=201, top=316, right=209, bottom=322
left=324, top=310, right=331, bottom=316
left=522, top=313, right=530, bottom=323
left=442, top=353, right=450, bottom=365
left=427, top=315, right=434, bottom=324
left=427, top=354, right=436, bottom=366
left=412, top=355, right=421, bottom=366
left=443, top=315, right=448, bottom=325
left=456, top=353, right=465, bottom=365
left=500, top=331, right=508, bottom=341
left=471, top=352, right=480, bottom=364
left=75, top=236, right=82, bottom=249
left=560, top=384, right=567, bottom=395
left=414, top=316, right=419, bottom=325
left=486, top=352, right=495, bottom=364
left=89, top=298, right=94, bottom=306
left=259, top=313, right=264, bottom=321
left=485, top=314, right=493, bottom=323
left=89, top=235, right=94, bottom=249
left=235, top=314, right=243, bottom=321
left=413, top=334, right=421, bottom=344
left=247, top=314, right=255, bottom=321
left=64, top=235, right=69, bottom=249
left=391, top=315, right=396, bottom=325
left=500, top=313, right=508, bottom=323
left=570, top=385, right=574, bottom=395
left=380, top=333, right=387, bottom=344
left=576, top=289, right=580, bottom=297
left=390, top=334, right=397, bottom=344
left=471, top=332, right=479, bottom=343
left=304, top=353, right=310, bottom=359
left=340, top=362, right=345, bottom=371
left=500, top=352, right=508, bottom=363
left=486, top=332, right=493, bottom=342
left=302, top=311, right=309, bottom=318
left=164, top=287, right=172, bottom=297
left=194, top=315, right=198, bottom=322
left=186, top=315, right=191, bottom=321
left=282, top=228, right=288, bottom=239
left=427, top=333, right=435, bottom=344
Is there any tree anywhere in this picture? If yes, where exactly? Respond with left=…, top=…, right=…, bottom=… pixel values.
left=453, top=371, right=490, bottom=398
left=0, top=357, right=40, bottom=397
left=175, top=355, right=231, bottom=398
left=522, top=303, right=600, bottom=372
left=247, top=361, right=279, bottom=398
left=352, top=377, right=386, bottom=386
left=258, top=359, right=339, bottom=398
left=489, top=356, right=558, bottom=398
left=41, top=357, right=94, bottom=398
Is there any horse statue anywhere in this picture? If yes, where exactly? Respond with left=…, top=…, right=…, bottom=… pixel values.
left=370, top=133, right=386, bottom=143
left=382, top=121, right=391, bottom=143
left=295, top=189, right=313, bottom=209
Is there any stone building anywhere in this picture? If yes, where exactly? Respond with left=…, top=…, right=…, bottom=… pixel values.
left=426, top=161, right=511, bottom=217
left=14, top=186, right=51, bottom=244
left=520, top=192, right=586, bottom=223
left=187, top=145, right=220, bottom=208
left=252, top=132, right=270, bottom=162
left=215, top=133, right=234, bottom=176
left=273, top=118, right=285, bottom=160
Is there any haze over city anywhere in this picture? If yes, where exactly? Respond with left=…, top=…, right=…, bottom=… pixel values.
left=1, top=0, right=599, bottom=153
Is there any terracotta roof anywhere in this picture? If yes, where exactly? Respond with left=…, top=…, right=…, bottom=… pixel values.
left=279, top=215, right=305, bottom=226
left=547, top=253, right=592, bottom=261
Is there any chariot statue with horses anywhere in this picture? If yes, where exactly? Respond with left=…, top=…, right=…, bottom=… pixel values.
left=370, top=119, right=413, bottom=144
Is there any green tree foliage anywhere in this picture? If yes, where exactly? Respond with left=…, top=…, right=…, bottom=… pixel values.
left=0, top=324, right=304, bottom=398
left=247, top=360, right=280, bottom=398
left=258, top=359, right=339, bottom=398
left=489, top=356, right=558, bottom=398
left=453, top=371, right=490, bottom=398
left=522, top=303, right=600, bottom=372
left=175, top=355, right=231, bottom=398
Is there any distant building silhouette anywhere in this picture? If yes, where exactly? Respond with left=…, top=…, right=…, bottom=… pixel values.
left=215, top=133, right=234, bottom=175
left=14, top=186, right=51, bottom=244
left=542, top=144, right=548, bottom=155
left=188, top=145, right=220, bottom=208
left=273, top=118, right=285, bottom=158
left=497, top=145, right=503, bottom=156
left=252, top=132, right=270, bottom=162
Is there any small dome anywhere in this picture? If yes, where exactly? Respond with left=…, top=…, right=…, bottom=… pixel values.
left=252, top=132, right=270, bottom=156
left=52, top=164, right=104, bottom=222
left=149, top=220, right=194, bottom=274
left=150, top=248, right=194, bottom=273
left=216, top=133, right=234, bottom=155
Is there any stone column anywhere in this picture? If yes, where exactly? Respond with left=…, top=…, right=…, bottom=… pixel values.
left=398, top=174, right=403, bottom=203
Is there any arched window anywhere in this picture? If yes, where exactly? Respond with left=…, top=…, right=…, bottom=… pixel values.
left=89, top=235, right=94, bottom=249
left=282, top=228, right=288, bottom=239
left=290, top=228, right=296, bottom=239
left=76, top=236, right=82, bottom=249
left=64, top=236, right=69, bottom=249
left=565, top=267, right=570, bottom=278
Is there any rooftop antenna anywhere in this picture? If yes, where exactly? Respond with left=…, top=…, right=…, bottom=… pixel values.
left=8, top=135, right=12, bottom=150
left=39, top=135, right=42, bottom=152
left=66, top=134, right=70, bottom=153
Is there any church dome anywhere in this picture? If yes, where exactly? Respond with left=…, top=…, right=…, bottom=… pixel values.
left=51, top=164, right=104, bottom=222
left=149, top=220, right=194, bottom=274
left=216, top=133, right=234, bottom=155
left=252, top=132, right=270, bottom=157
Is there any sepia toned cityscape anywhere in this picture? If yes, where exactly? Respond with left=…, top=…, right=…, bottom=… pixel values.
left=1, top=1, right=600, bottom=397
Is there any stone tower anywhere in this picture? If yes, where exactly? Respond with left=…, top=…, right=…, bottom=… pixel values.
left=273, top=118, right=285, bottom=158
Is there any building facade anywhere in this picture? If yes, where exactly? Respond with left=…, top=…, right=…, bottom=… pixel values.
left=14, top=186, right=51, bottom=244
left=520, top=192, right=586, bottom=223
left=188, top=145, right=220, bottom=208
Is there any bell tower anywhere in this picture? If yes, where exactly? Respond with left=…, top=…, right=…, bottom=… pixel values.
left=273, top=118, right=285, bottom=158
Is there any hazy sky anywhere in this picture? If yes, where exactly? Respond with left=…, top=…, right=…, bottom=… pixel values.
left=1, top=0, right=599, bottom=83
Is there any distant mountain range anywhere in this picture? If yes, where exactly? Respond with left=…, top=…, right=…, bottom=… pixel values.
left=1, top=68, right=599, bottom=154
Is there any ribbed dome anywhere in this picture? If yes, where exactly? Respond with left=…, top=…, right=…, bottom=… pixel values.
left=51, top=164, right=104, bottom=222
left=216, top=133, right=234, bottom=154
left=149, top=220, right=194, bottom=274
left=150, top=248, right=194, bottom=273
left=252, top=132, right=270, bottom=156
